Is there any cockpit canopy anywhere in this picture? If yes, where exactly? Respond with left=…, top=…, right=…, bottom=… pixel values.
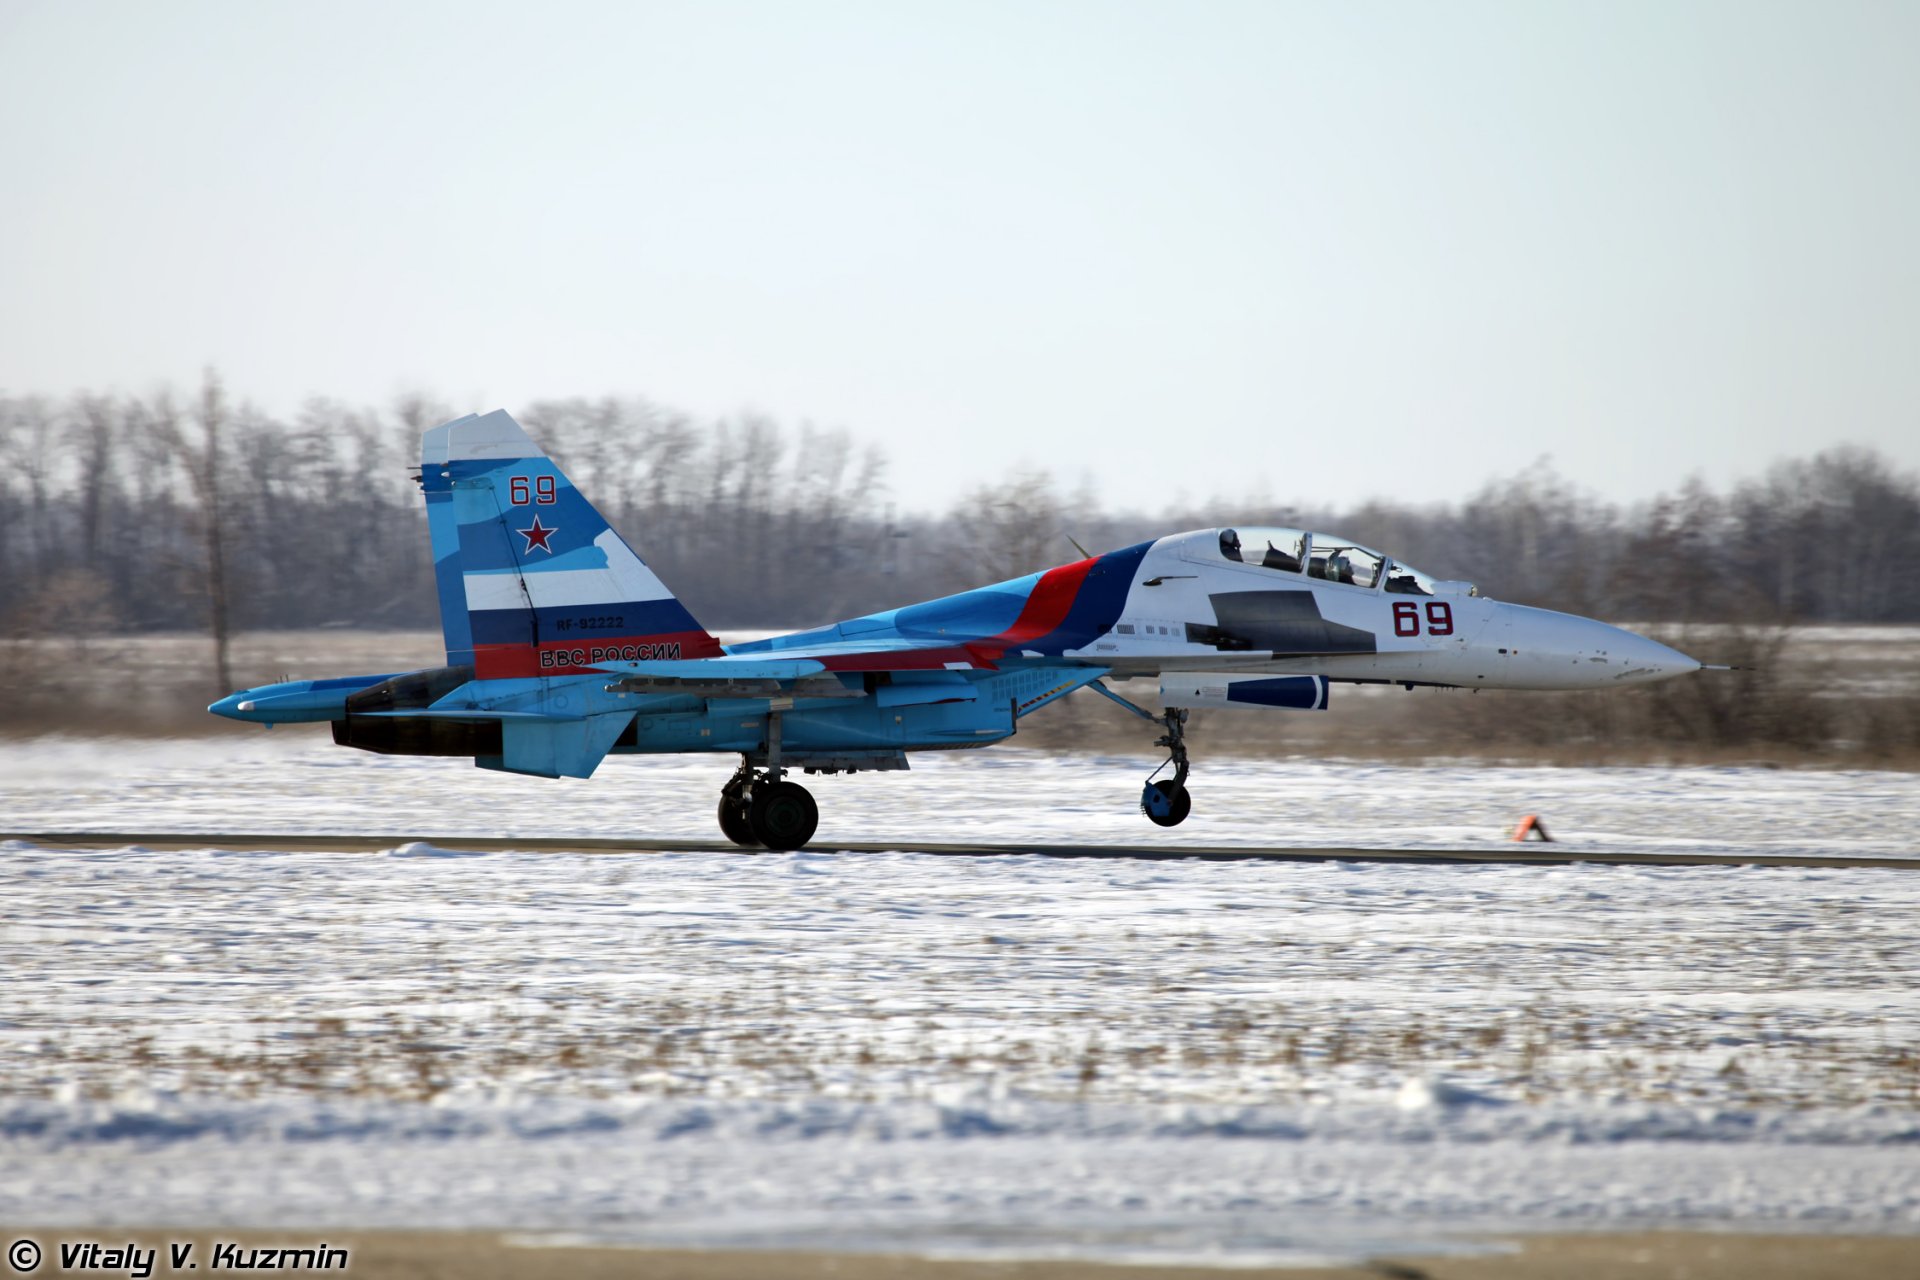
left=1211, top=526, right=1454, bottom=596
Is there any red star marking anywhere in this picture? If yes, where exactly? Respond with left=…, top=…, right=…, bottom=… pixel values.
left=518, top=515, right=558, bottom=554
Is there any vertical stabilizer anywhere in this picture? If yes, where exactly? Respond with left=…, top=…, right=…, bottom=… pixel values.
left=418, top=410, right=721, bottom=679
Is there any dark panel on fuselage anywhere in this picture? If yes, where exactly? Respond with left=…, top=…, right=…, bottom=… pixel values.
left=345, top=666, right=476, bottom=714
left=332, top=715, right=503, bottom=757
left=1190, top=591, right=1377, bottom=654
left=335, top=665, right=495, bottom=756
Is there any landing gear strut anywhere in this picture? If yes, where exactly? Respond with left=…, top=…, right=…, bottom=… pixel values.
left=1089, top=682, right=1193, bottom=827
left=715, top=713, right=820, bottom=851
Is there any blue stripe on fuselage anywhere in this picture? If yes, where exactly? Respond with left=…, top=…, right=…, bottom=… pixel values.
left=1022, top=540, right=1153, bottom=652
left=468, top=598, right=707, bottom=646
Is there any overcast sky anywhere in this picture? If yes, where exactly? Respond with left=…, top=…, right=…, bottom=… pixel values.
left=2, top=0, right=1915, bottom=513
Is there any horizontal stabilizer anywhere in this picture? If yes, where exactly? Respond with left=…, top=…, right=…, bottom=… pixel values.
left=480, top=711, right=635, bottom=779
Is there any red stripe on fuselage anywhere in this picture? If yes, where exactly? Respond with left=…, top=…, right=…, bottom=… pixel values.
left=988, top=558, right=1094, bottom=648
left=474, top=630, right=722, bottom=680
left=817, top=646, right=989, bottom=672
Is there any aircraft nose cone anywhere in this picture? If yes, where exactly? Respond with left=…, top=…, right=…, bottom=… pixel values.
left=208, top=691, right=255, bottom=721
left=1494, top=604, right=1703, bottom=688
left=1614, top=629, right=1701, bottom=682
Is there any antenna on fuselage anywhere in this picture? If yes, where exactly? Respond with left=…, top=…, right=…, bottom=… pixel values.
left=1065, top=533, right=1093, bottom=560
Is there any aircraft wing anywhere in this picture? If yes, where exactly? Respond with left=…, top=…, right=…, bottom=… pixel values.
left=1082, top=650, right=1367, bottom=680
left=589, top=636, right=996, bottom=699
left=599, top=639, right=1360, bottom=689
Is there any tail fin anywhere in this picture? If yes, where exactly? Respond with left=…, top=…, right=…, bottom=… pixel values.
left=419, top=410, right=721, bottom=680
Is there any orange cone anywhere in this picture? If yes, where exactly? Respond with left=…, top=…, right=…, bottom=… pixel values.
left=1512, top=814, right=1553, bottom=842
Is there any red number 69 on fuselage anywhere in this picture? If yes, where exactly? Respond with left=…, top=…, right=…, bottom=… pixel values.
left=1392, top=600, right=1454, bottom=637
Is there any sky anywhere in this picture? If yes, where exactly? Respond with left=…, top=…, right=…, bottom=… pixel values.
left=2, top=0, right=1915, bottom=514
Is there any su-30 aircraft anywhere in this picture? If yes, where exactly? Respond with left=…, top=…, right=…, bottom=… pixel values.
left=212, top=410, right=1704, bottom=849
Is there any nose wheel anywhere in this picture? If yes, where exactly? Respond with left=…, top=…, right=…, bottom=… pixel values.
left=1140, top=708, right=1192, bottom=827
left=1089, top=682, right=1194, bottom=828
left=1143, top=778, right=1192, bottom=826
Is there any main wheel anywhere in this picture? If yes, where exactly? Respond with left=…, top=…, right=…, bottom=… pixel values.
left=748, top=780, right=819, bottom=851
left=1143, top=779, right=1192, bottom=827
left=717, top=791, right=759, bottom=846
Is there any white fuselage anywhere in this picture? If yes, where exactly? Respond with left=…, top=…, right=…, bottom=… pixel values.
left=1064, top=530, right=1698, bottom=692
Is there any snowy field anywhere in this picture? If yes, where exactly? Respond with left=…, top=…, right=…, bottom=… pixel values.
left=2, top=736, right=1919, bottom=1265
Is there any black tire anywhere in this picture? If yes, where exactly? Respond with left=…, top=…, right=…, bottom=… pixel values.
left=748, top=780, right=819, bottom=851
left=717, top=792, right=759, bottom=846
left=1144, top=779, right=1192, bottom=828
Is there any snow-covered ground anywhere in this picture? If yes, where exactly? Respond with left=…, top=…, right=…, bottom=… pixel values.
left=2, top=737, right=1918, bottom=1265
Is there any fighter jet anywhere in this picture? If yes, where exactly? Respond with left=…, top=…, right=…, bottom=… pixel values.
left=212, top=410, right=1702, bottom=849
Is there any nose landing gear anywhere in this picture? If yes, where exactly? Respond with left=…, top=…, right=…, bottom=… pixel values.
left=1141, top=708, right=1192, bottom=828
left=1089, top=681, right=1194, bottom=828
left=715, top=711, right=820, bottom=851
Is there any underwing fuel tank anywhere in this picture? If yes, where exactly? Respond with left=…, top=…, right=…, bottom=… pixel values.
left=1160, top=674, right=1329, bottom=710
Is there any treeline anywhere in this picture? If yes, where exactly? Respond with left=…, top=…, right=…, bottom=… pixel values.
left=3, top=376, right=1918, bottom=639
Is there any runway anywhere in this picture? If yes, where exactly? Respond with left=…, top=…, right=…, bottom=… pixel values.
left=6, top=830, right=1917, bottom=868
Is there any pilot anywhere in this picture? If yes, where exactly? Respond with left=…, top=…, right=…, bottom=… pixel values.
left=1218, top=529, right=1243, bottom=562
left=1327, top=551, right=1355, bottom=584
left=1386, top=567, right=1429, bottom=595
left=1262, top=539, right=1300, bottom=572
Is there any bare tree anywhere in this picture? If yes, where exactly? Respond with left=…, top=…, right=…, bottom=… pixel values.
left=0, top=398, right=22, bottom=617
left=943, top=469, right=1092, bottom=587
left=7, top=377, right=1916, bottom=644
left=10, top=396, right=60, bottom=592
left=151, top=370, right=235, bottom=695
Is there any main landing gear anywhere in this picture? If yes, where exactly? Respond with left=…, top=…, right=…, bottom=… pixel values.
left=1089, top=682, right=1193, bottom=828
left=718, top=769, right=818, bottom=850
left=716, top=712, right=820, bottom=851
